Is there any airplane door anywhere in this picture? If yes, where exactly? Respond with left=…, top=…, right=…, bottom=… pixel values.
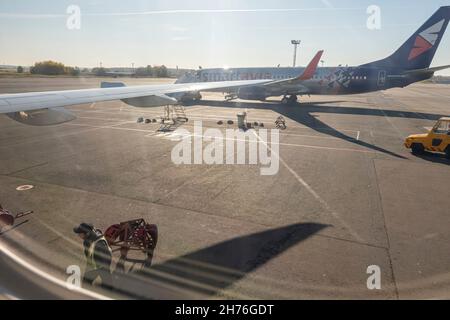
left=377, top=70, right=387, bottom=87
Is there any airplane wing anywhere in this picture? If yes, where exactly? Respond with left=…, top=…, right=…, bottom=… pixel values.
left=0, top=79, right=270, bottom=125
left=0, top=51, right=323, bottom=126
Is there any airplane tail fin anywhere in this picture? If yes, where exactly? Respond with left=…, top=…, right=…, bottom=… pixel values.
left=363, top=6, right=450, bottom=70
left=297, top=50, right=324, bottom=80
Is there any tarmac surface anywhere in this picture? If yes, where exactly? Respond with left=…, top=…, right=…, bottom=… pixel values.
left=0, top=77, right=449, bottom=299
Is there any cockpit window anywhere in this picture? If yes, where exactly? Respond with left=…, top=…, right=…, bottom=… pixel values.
left=433, top=121, right=450, bottom=134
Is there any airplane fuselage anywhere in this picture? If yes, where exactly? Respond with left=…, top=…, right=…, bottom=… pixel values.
left=177, top=65, right=429, bottom=99
left=176, top=6, right=450, bottom=101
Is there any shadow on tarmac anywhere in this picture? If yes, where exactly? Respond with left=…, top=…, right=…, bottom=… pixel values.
left=411, top=151, right=450, bottom=165
left=110, top=222, right=329, bottom=299
left=190, top=99, right=448, bottom=160
left=0, top=220, right=29, bottom=236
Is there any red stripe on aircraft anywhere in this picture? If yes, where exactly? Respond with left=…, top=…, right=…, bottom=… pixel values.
left=408, top=35, right=433, bottom=60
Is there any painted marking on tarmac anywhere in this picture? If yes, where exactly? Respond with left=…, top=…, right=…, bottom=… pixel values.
left=184, top=106, right=207, bottom=112
left=251, top=131, right=364, bottom=242
left=68, top=123, right=374, bottom=153
left=77, top=116, right=129, bottom=122
left=72, top=113, right=361, bottom=140
left=75, top=108, right=279, bottom=123
left=66, top=122, right=154, bottom=134
left=159, top=131, right=378, bottom=154
left=16, top=185, right=34, bottom=191
left=74, top=110, right=361, bottom=136
left=65, top=122, right=376, bottom=154
left=374, top=94, right=407, bottom=140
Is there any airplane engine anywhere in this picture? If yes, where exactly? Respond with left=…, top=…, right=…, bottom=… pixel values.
left=237, top=87, right=267, bottom=101
left=6, top=108, right=76, bottom=126
left=121, top=94, right=178, bottom=107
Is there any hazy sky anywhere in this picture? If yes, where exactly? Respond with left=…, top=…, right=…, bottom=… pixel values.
left=0, top=0, right=449, bottom=74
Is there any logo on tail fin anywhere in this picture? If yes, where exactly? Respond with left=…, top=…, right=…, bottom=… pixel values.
left=408, top=19, right=445, bottom=60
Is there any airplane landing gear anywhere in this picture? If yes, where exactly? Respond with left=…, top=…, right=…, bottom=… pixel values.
left=281, top=95, right=298, bottom=104
left=194, top=92, right=202, bottom=101
left=275, top=116, right=287, bottom=130
left=225, top=93, right=238, bottom=101
left=180, top=92, right=202, bottom=104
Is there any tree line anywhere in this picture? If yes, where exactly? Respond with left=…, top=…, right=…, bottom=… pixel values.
left=25, top=60, right=169, bottom=77
left=134, top=65, right=168, bottom=78
left=29, top=61, right=81, bottom=76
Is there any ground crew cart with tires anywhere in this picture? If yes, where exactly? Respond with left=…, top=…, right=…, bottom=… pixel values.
left=104, top=219, right=158, bottom=269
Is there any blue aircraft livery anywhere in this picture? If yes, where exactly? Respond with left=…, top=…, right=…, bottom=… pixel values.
left=176, top=6, right=450, bottom=102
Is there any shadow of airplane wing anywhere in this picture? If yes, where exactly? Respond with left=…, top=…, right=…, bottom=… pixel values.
left=190, top=98, right=444, bottom=159
left=307, top=105, right=444, bottom=121
left=111, top=222, right=328, bottom=299
left=275, top=103, right=408, bottom=159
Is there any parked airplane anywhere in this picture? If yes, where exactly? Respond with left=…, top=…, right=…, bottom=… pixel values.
left=176, top=6, right=450, bottom=104
left=0, top=52, right=322, bottom=126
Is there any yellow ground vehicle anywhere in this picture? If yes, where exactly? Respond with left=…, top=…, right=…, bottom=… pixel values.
left=405, top=117, right=450, bottom=159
